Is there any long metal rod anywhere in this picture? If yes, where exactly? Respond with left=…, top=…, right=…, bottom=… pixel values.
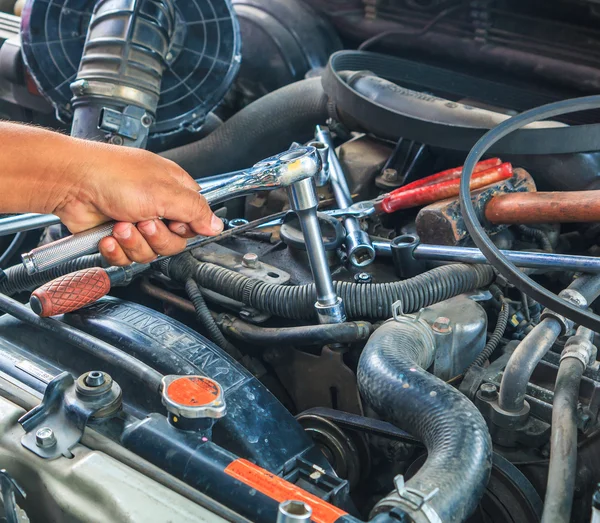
left=373, top=240, right=600, bottom=273
left=0, top=171, right=245, bottom=238
left=315, top=126, right=375, bottom=267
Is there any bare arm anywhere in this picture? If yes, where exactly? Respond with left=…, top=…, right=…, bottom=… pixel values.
left=0, top=122, right=223, bottom=265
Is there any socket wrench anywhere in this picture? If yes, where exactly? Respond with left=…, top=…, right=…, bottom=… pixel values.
left=22, top=146, right=321, bottom=274
left=315, top=125, right=376, bottom=267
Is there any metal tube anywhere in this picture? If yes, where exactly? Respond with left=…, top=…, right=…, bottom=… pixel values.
left=373, top=239, right=600, bottom=273
left=315, top=126, right=375, bottom=267
left=0, top=172, right=245, bottom=238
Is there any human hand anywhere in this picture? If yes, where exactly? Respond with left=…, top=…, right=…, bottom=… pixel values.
left=51, top=140, right=223, bottom=266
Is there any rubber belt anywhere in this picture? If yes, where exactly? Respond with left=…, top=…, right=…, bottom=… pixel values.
left=322, top=51, right=600, bottom=155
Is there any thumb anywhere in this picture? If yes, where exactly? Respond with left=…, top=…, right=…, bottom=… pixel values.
left=160, top=188, right=224, bottom=237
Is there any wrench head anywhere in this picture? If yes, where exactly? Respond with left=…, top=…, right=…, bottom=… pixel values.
left=255, top=146, right=322, bottom=187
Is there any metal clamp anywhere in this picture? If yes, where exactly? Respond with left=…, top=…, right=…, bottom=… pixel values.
left=561, top=327, right=597, bottom=367
left=373, top=475, right=442, bottom=523
left=541, top=289, right=588, bottom=335
left=18, top=371, right=122, bottom=459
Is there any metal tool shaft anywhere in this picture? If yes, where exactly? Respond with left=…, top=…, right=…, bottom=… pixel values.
left=373, top=238, right=600, bottom=273
left=315, top=126, right=375, bottom=267
left=287, top=177, right=346, bottom=324
left=22, top=147, right=320, bottom=274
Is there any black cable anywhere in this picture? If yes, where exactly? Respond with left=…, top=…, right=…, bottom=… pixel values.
left=470, top=296, right=510, bottom=369
left=184, top=279, right=241, bottom=359
left=358, top=4, right=466, bottom=51
left=0, top=233, right=26, bottom=268
left=459, top=95, right=600, bottom=333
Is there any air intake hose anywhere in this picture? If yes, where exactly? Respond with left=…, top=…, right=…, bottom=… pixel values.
left=70, top=0, right=176, bottom=147
left=358, top=319, right=492, bottom=522
left=163, top=254, right=495, bottom=320
left=161, top=78, right=330, bottom=178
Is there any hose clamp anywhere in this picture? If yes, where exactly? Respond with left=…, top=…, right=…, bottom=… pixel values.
left=560, top=334, right=597, bottom=367
left=375, top=475, right=442, bottom=523
left=540, top=289, right=587, bottom=335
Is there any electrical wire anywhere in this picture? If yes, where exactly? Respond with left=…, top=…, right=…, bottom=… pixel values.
left=358, top=4, right=466, bottom=51
left=459, top=95, right=600, bottom=333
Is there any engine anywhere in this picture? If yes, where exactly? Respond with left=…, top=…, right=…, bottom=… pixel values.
left=1, top=1, right=600, bottom=522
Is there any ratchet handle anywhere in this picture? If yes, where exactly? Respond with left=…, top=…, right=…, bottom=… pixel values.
left=22, top=222, right=115, bottom=275
left=30, top=267, right=112, bottom=317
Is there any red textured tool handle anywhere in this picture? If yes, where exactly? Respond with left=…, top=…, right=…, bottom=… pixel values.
left=377, top=162, right=514, bottom=214
left=30, top=267, right=111, bottom=317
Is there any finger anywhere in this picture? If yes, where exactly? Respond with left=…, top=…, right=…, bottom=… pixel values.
left=137, top=219, right=187, bottom=256
left=167, top=221, right=199, bottom=238
left=99, top=236, right=132, bottom=266
left=164, top=160, right=200, bottom=192
left=160, top=189, right=224, bottom=237
left=112, top=222, right=158, bottom=263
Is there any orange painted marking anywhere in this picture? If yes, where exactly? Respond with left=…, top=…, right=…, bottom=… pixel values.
left=167, top=377, right=220, bottom=406
left=225, top=459, right=347, bottom=523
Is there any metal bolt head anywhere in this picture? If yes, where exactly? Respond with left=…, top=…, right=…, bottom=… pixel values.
left=354, top=272, right=372, bottom=284
left=242, top=253, right=259, bottom=269
left=383, top=168, right=399, bottom=182
left=277, top=500, right=312, bottom=522
left=85, top=371, right=105, bottom=387
left=479, top=383, right=498, bottom=400
left=141, top=114, right=153, bottom=128
left=432, top=316, right=452, bottom=333
left=109, top=135, right=124, bottom=146
left=35, top=427, right=57, bottom=449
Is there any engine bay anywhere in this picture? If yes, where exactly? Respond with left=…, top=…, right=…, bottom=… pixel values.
left=1, top=1, right=600, bottom=522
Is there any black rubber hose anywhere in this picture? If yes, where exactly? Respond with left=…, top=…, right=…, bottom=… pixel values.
left=0, top=254, right=104, bottom=296
left=542, top=355, right=587, bottom=523
left=167, top=255, right=495, bottom=320
left=161, top=78, right=330, bottom=179
left=517, top=225, right=553, bottom=252
left=216, top=314, right=374, bottom=346
left=184, top=279, right=241, bottom=358
left=358, top=320, right=492, bottom=522
left=0, top=292, right=163, bottom=392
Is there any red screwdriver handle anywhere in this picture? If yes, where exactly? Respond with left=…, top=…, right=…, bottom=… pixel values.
left=30, top=267, right=111, bottom=317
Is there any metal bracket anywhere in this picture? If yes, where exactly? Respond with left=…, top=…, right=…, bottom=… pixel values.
left=18, top=371, right=121, bottom=460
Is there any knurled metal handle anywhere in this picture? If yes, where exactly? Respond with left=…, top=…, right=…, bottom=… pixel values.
left=22, top=222, right=115, bottom=274
left=30, top=267, right=112, bottom=317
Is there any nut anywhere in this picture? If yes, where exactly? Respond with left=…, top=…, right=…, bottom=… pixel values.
left=35, top=427, right=57, bottom=449
left=383, top=168, right=399, bottom=182
left=354, top=272, right=372, bottom=284
left=85, top=371, right=105, bottom=387
left=242, top=253, right=259, bottom=269
left=479, top=382, right=498, bottom=400
left=432, top=316, right=451, bottom=333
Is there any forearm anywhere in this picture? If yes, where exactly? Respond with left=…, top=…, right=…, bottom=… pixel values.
left=0, top=122, right=84, bottom=214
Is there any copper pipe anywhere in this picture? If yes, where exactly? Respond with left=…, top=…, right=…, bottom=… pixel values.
left=485, top=191, right=600, bottom=224
left=139, top=279, right=196, bottom=315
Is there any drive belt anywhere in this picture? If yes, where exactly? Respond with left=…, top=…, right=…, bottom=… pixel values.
left=322, top=50, right=600, bottom=155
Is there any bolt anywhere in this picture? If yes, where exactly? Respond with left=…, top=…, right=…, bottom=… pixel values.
left=166, top=52, right=173, bottom=61
left=242, top=253, right=259, bottom=269
left=85, top=371, right=105, bottom=387
left=354, top=272, right=372, bottom=284
left=109, top=135, right=124, bottom=146
left=479, top=383, right=498, bottom=400
left=277, top=500, right=312, bottom=522
left=432, top=316, right=452, bottom=333
left=35, top=427, right=57, bottom=449
left=141, top=114, right=153, bottom=128
left=382, top=168, right=399, bottom=182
